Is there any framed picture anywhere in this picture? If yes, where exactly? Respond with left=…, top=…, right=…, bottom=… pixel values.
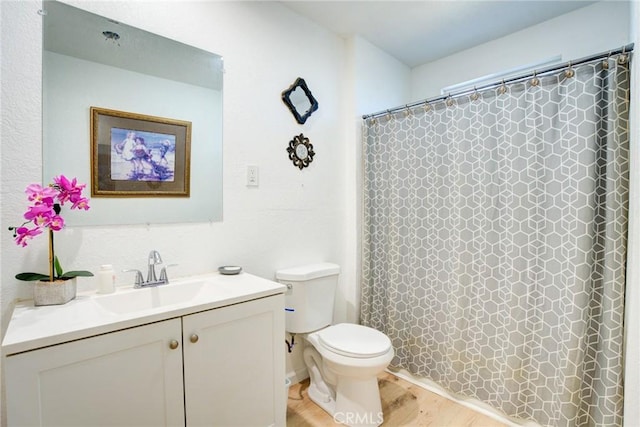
left=90, top=107, right=192, bottom=197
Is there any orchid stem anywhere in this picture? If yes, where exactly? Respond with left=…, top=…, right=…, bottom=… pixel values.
left=48, top=229, right=54, bottom=282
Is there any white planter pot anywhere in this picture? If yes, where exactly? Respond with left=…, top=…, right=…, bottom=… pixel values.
left=34, top=278, right=77, bottom=306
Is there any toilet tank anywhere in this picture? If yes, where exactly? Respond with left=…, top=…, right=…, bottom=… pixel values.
left=275, top=263, right=340, bottom=333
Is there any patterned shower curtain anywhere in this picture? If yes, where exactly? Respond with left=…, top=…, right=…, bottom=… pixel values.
left=361, top=53, right=630, bottom=426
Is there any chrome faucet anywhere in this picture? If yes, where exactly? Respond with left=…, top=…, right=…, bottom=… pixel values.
left=124, top=250, right=176, bottom=289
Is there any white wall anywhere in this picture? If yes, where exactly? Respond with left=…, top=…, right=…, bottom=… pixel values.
left=352, top=36, right=412, bottom=116
left=1, top=0, right=348, bottom=420
left=411, top=1, right=631, bottom=101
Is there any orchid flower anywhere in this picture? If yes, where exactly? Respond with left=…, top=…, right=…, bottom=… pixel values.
left=14, top=226, right=43, bottom=247
left=10, top=175, right=93, bottom=282
left=53, top=175, right=87, bottom=207
left=71, top=196, right=90, bottom=211
left=25, top=184, right=57, bottom=205
left=48, top=215, right=65, bottom=231
left=24, top=203, right=55, bottom=227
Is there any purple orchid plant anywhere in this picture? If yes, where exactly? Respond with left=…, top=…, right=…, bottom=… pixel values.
left=8, top=175, right=94, bottom=282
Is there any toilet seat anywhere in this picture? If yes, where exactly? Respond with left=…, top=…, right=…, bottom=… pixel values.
left=317, top=323, right=391, bottom=358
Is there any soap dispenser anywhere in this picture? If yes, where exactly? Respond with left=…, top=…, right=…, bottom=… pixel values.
left=97, top=264, right=116, bottom=294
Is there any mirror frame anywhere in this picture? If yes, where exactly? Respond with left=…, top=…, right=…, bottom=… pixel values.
left=286, top=133, right=314, bottom=170
left=281, top=77, right=319, bottom=125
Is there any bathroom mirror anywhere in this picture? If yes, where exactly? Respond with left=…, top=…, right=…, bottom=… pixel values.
left=42, top=1, right=223, bottom=226
left=281, top=78, right=318, bottom=125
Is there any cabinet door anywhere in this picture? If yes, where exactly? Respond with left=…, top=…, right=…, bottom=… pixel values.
left=5, top=318, right=185, bottom=426
left=183, top=295, right=285, bottom=427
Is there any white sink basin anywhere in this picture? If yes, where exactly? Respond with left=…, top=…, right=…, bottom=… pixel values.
left=94, top=280, right=206, bottom=315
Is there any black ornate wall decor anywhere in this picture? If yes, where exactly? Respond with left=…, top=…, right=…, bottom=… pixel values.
left=281, top=78, right=319, bottom=125
left=287, top=134, right=314, bottom=170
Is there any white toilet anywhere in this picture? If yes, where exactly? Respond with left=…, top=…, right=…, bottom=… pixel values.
left=276, top=263, right=394, bottom=427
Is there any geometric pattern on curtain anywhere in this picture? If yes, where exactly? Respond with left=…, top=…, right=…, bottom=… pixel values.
left=361, top=54, right=630, bottom=426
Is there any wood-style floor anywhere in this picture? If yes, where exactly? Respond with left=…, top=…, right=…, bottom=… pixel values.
left=287, top=371, right=507, bottom=427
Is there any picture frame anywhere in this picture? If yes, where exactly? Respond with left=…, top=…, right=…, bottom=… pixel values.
left=90, top=107, right=191, bottom=197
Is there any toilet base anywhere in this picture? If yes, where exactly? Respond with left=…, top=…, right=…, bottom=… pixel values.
left=302, top=328, right=392, bottom=427
left=308, top=375, right=384, bottom=427
left=307, top=380, right=336, bottom=417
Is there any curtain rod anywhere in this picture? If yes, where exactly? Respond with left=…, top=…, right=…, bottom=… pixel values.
left=362, top=43, right=634, bottom=120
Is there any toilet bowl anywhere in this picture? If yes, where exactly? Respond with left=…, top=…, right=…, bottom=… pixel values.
left=303, top=323, right=394, bottom=427
left=275, top=263, right=394, bottom=427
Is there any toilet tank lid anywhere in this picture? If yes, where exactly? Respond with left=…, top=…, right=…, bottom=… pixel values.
left=275, top=263, right=340, bottom=281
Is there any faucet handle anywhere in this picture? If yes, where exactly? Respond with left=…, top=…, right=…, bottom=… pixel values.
left=123, top=269, right=144, bottom=288
left=147, top=250, right=163, bottom=282
left=148, top=250, right=163, bottom=264
left=159, top=264, right=178, bottom=284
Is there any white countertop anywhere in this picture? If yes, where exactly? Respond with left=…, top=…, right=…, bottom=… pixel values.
left=2, top=272, right=286, bottom=355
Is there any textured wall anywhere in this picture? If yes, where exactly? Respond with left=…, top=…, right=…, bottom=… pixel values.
left=1, top=1, right=44, bottom=334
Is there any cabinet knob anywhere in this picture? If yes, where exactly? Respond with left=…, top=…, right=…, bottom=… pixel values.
left=190, top=334, right=199, bottom=343
left=169, top=339, right=179, bottom=350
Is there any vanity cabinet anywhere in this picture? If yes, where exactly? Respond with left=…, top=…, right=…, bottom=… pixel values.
left=4, top=295, right=285, bottom=426
left=5, top=318, right=185, bottom=426
left=182, top=296, right=283, bottom=425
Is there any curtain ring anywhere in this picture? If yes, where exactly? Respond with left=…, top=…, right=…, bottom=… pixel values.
left=603, top=51, right=612, bottom=69
left=386, top=110, right=393, bottom=122
left=446, top=93, right=455, bottom=107
left=618, top=46, right=628, bottom=65
left=498, top=80, right=507, bottom=95
left=564, top=61, right=575, bottom=78
left=530, top=70, right=540, bottom=87
left=404, top=105, right=412, bottom=117
left=470, top=86, right=480, bottom=101
left=424, top=101, right=432, bottom=112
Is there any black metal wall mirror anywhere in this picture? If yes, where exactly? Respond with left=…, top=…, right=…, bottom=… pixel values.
left=282, top=78, right=319, bottom=124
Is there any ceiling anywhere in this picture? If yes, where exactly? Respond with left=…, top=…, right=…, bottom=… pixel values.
left=281, top=1, right=597, bottom=67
